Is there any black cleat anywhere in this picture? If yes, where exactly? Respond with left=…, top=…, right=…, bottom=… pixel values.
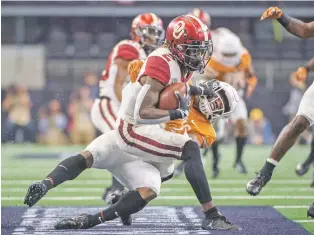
left=234, top=161, right=248, bottom=174
left=24, top=182, right=48, bottom=207
left=111, top=193, right=132, bottom=226
left=212, top=168, right=220, bottom=178
left=202, top=214, right=240, bottom=230
left=246, top=172, right=271, bottom=196
left=295, top=162, right=311, bottom=176
left=307, top=203, right=314, bottom=218
left=55, top=214, right=92, bottom=230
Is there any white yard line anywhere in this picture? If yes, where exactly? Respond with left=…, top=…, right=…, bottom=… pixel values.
left=3, top=187, right=314, bottom=193
left=2, top=179, right=312, bottom=185
left=3, top=196, right=314, bottom=201
left=293, top=220, right=314, bottom=223
left=274, top=205, right=309, bottom=209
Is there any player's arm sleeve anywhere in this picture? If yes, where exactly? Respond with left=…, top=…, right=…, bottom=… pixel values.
left=115, top=44, right=140, bottom=61
left=139, top=56, right=171, bottom=85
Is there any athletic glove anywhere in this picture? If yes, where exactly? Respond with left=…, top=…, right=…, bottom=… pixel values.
left=260, top=7, right=283, bottom=21
left=169, top=90, right=191, bottom=120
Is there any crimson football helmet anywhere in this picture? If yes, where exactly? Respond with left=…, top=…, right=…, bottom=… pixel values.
left=166, top=15, right=213, bottom=73
left=131, top=13, right=165, bottom=53
left=190, top=8, right=211, bottom=28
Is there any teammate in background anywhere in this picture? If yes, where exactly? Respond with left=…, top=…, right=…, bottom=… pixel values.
left=247, top=6, right=314, bottom=218
left=260, top=6, right=314, bottom=38
left=90, top=13, right=164, bottom=203
left=25, top=15, right=239, bottom=230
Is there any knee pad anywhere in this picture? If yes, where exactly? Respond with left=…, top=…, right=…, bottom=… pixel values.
left=181, top=140, right=201, bottom=161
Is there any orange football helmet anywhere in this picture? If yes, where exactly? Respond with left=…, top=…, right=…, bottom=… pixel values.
left=131, top=13, right=164, bottom=53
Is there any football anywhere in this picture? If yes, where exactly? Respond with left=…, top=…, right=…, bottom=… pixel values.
left=158, top=83, right=188, bottom=110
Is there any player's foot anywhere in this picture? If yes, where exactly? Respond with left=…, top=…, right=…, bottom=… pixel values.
left=212, top=168, right=220, bottom=178
left=307, top=203, right=314, bottom=218
left=24, top=182, right=48, bottom=207
left=55, top=214, right=92, bottom=229
left=102, top=187, right=124, bottom=204
left=173, top=162, right=185, bottom=178
left=202, top=214, right=240, bottom=230
left=111, top=193, right=132, bottom=226
left=246, top=172, right=271, bottom=196
left=295, top=162, right=311, bottom=176
left=234, top=161, right=248, bottom=174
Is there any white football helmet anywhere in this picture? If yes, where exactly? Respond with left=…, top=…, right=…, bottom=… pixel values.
left=214, top=33, right=243, bottom=67
left=198, top=80, right=239, bottom=122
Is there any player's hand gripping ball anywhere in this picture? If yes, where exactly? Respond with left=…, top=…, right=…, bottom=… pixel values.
left=158, top=83, right=189, bottom=110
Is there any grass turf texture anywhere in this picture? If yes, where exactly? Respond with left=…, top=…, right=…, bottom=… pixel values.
left=1, top=144, right=314, bottom=233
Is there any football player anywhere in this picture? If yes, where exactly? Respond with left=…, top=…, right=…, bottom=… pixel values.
left=246, top=6, right=314, bottom=218
left=191, top=8, right=257, bottom=175
left=204, top=31, right=257, bottom=174
left=24, top=15, right=239, bottom=230
left=90, top=13, right=164, bottom=203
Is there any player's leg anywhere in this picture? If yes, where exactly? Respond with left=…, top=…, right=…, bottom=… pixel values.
left=55, top=160, right=162, bottom=229
left=230, top=97, right=248, bottom=174
left=117, top=121, right=239, bottom=230
left=24, top=131, right=117, bottom=207
left=211, top=119, right=225, bottom=178
left=307, top=202, right=314, bottom=218
left=247, top=83, right=314, bottom=195
left=296, top=130, right=314, bottom=176
left=90, top=98, right=125, bottom=201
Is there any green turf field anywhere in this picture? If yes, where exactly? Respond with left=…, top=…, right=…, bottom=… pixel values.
left=1, top=144, right=313, bottom=233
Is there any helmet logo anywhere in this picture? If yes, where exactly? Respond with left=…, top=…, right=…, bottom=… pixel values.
left=173, top=21, right=185, bottom=39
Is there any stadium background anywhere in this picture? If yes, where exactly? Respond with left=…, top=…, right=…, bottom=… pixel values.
left=1, top=1, right=314, bottom=234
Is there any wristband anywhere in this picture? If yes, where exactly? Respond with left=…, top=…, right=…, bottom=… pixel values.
left=277, top=13, right=291, bottom=28
left=169, top=110, right=182, bottom=120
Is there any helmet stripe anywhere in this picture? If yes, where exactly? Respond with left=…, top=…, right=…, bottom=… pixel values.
left=187, top=14, right=209, bottom=41
left=151, top=13, right=158, bottom=24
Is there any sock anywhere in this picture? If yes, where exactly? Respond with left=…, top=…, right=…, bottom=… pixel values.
left=204, top=206, right=220, bottom=218
left=211, top=141, right=220, bottom=171
left=260, top=158, right=278, bottom=177
left=182, top=140, right=212, bottom=204
left=89, top=190, right=147, bottom=225
left=235, top=137, right=247, bottom=163
left=111, top=176, right=124, bottom=189
left=42, top=154, right=87, bottom=190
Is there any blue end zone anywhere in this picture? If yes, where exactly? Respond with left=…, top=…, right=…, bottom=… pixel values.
left=1, top=206, right=311, bottom=235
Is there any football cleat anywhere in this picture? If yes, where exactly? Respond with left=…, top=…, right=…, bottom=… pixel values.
left=234, top=161, right=248, bottom=174
left=111, top=193, right=132, bottom=226
left=102, top=187, right=124, bottom=204
left=307, top=203, right=314, bottom=218
left=295, top=162, right=311, bottom=176
left=246, top=172, right=271, bottom=196
left=212, top=168, right=220, bottom=179
left=55, top=214, right=92, bottom=230
left=24, top=182, right=48, bottom=207
left=202, top=214, right=240, bottom=230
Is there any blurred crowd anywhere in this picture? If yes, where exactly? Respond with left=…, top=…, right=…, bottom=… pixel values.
left=3, top=70, right=313, bottom=146
left=2, top=73, right=99, bottom=145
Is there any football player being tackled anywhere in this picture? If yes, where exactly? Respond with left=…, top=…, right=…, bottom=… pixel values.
left=246, top=6, right=314, bottom=218
left=90, top=13, right=165, bottom=203
left=24, top=15, right=240, bottom=230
